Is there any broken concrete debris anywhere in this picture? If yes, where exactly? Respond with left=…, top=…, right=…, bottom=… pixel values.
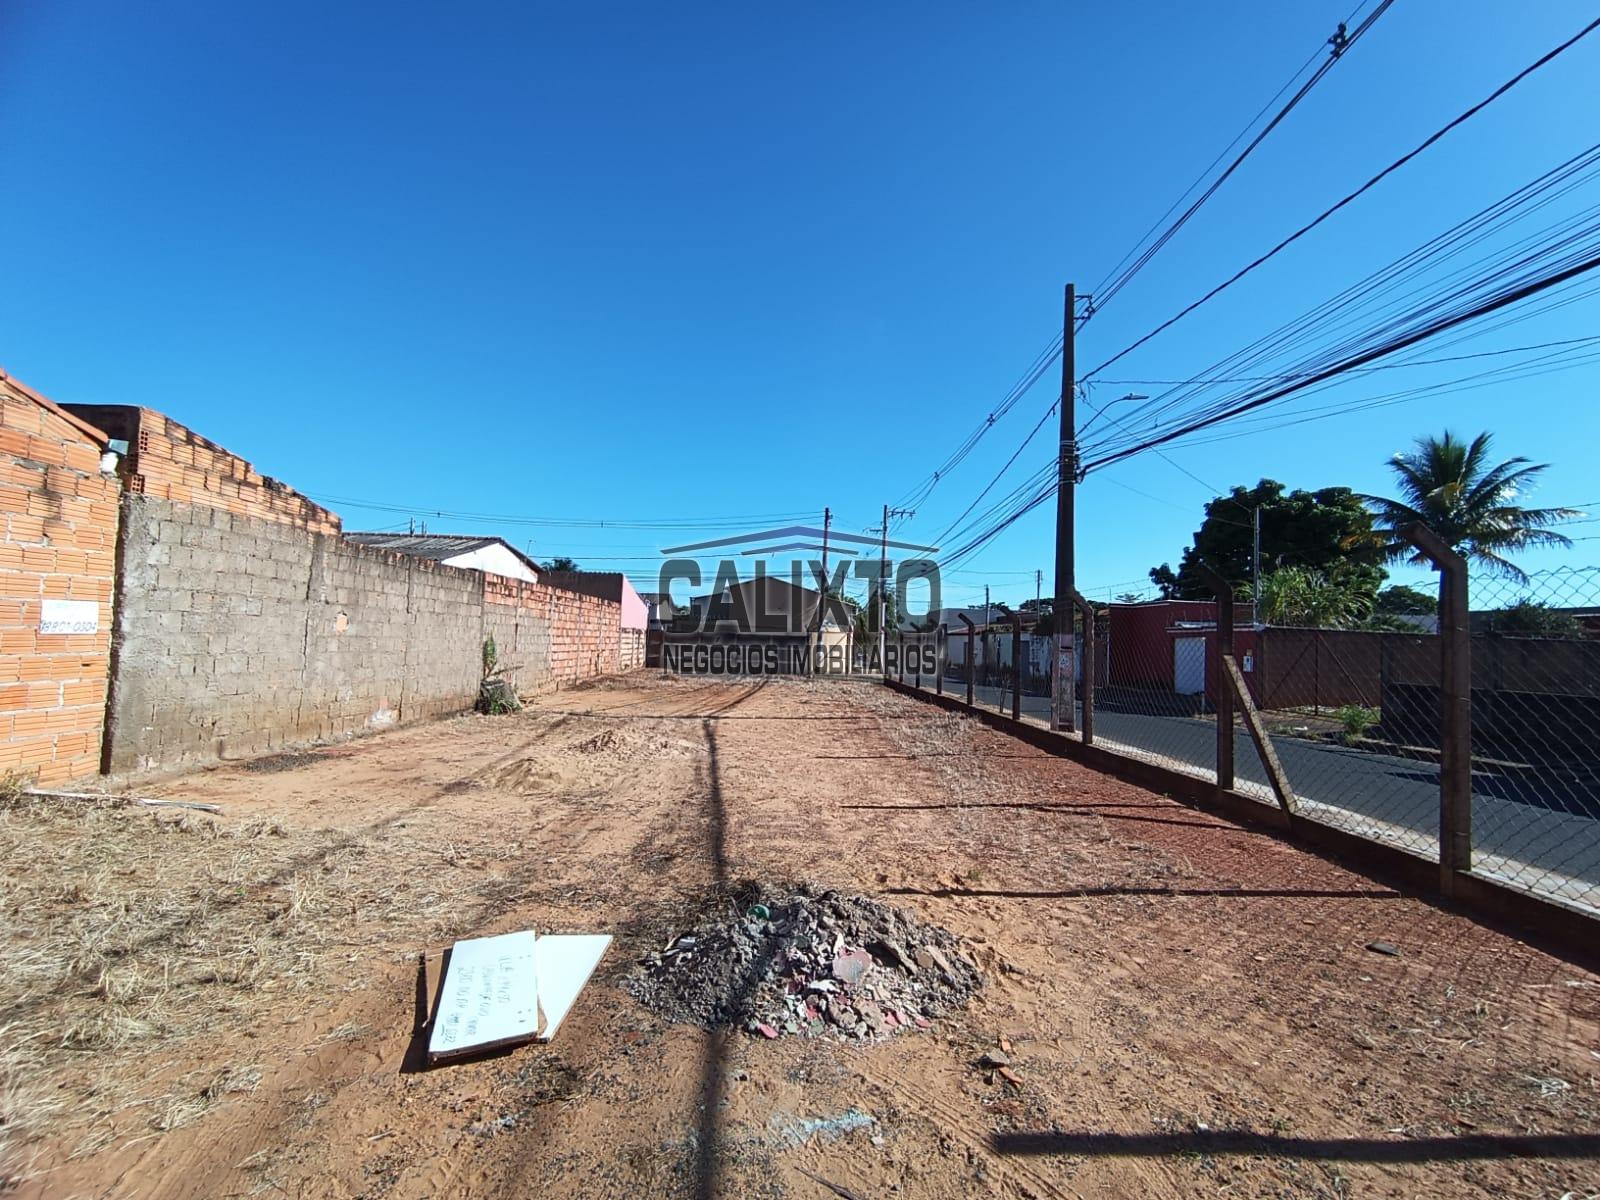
left=626, top=883, right=980, bottom=1039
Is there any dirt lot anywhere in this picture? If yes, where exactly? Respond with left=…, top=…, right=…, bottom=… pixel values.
left=3, top=675, right=1597, bottom=1199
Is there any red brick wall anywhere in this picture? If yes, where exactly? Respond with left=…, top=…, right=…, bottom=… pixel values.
left=63, top=405, right=340, bottom=533
left=483, top=573, right=624, bottom=691
left=0, top=378, right=118, bottom=784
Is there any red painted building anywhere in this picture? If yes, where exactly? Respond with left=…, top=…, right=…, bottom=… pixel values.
left=1107, top=600, right=1259, bottom=706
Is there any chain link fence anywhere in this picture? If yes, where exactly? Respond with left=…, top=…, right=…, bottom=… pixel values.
left=896, top=565, right=1600, bottom=916
left=1454, top=568, right=1600, bottom=908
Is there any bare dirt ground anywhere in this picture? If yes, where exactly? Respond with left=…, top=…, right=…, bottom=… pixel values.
left=3, top=674, right=1597, bottom=1199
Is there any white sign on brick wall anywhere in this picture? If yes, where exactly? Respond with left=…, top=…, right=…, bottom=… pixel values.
left=39, top=599, right=99, bottom=636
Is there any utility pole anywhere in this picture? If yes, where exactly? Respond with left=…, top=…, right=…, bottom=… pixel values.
left=816, top=506, right=832, bottom=637
left=873, top=505, right=914, bottom=674
left=1252, top=505, right=1262, bottom=628
left=984, top=584, right=990, bottom=687
left=880, top=504, right=889, bottom=671
left=1052, top=283, right=1078, bottom=732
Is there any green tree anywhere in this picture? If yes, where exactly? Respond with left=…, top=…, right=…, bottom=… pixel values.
left=1258, top=566, right=1373, bottom=628
left=1019, top=596, right=1054, bottom=636
left=1360, top=431, right=1580, bottom=597
left=1148, top=479, right=1385, bottom=603
left=1358, top=583, right=1443, bottom=631
left=1373, top=584, right=1438, bottom=615
left=854, top=586, right=901, bottom=637
left=541, top=555, right=580, bottom=572
left=1483, top=601, right=1585, bottom=639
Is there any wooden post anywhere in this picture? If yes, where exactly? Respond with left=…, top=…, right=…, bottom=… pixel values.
left=1199, top=565, right=1235, bottom=792
left=1400, top=523, right=1473, bottom=893
left=1072, top=591, right=1096, bottom=745
left=1201, top=564, right=1298, bottom=818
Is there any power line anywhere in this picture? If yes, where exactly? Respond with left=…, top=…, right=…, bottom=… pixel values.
left=895, top=9, right=1383, bottom=514
left=1080, top=143, right=1600, bottom=461
left=1084, top=14, right=1600, bottom=381
left=311, top=494, right=826, bottom=531
left=932, top=395, right=1060, bottom=545
left=1088, top=0, right=1391, bottom=315
left=934, top=319, right=1600, bottom=578
left=1162, top=340, right=1600, bottom=448
left=1082, top=248, right=1600, bottom=473
left=1085, top=334, right=1600, bottom=386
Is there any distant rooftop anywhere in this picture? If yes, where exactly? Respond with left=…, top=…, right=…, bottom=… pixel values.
left=344, top=532, right=541, bottom=576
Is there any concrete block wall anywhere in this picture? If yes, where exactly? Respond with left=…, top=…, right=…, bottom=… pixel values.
left=107, top=495, right=625, bottom=773
left=0, top=378, right=119, bottom=783
left=620, top=628, right=646, bottom=671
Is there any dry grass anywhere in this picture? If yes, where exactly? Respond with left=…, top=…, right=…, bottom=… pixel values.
left=0, top=783, right=524, bottom=1168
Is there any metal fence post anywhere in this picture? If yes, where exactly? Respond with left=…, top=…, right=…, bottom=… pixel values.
left=1400, top=524, right=1472, bottom=894
left=1010, top=615, right=1022, bottom=720
left=936, top=624, right=946, bottom=695
left=958, top=614, right=975, bottom=707
left=1199, top=566, right=1235, bottom=792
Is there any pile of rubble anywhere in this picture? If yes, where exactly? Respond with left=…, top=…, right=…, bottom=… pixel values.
left=626, top=883, right=980, bottom=1039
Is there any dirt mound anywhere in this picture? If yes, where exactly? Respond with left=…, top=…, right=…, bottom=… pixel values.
left=626, top=883, right=980, bottom=1039
left=575, top=729, right=620, bottom=754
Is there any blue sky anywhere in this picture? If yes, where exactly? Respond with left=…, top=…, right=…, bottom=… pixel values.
left=3, top=0, right=1597, bottom=612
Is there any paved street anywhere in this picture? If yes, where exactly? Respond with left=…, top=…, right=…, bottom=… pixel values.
left=929, top=678, right=1600, bottom=910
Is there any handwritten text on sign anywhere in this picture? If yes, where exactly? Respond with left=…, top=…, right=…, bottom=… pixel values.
left=428, top=930, right=538, bottom=1059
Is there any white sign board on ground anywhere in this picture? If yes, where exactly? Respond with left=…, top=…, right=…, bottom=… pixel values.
left=428, top=930, right=539, bottom=1062
left=426, top=930, right=612, bottom=1061
left=40, top=599, right=99, bottom=635
left=534, top=934, right=612, bottom=1041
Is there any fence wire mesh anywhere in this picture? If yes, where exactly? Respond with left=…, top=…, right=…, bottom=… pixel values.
left=896, top=565, right=1600, bottom=917
left=1456, top=567, right=1600, bottom=910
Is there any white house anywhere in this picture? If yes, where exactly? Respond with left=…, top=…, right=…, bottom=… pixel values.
left=343, top=533, right=541, bottom=584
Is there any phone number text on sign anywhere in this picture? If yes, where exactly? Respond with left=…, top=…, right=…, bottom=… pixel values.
left=39, top=599, right=99, bottom=635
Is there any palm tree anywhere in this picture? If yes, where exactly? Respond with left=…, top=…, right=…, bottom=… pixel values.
left=1360, top=431, right=1580, bottom=594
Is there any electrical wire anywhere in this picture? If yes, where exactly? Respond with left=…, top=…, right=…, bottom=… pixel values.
left=1082, top=248, right=1600, bottom=473
left=1089, top=0, right=1392, bottom=315
left=310, top=495, right=827, bottom=531
left=1080, top=143, right=1600, bottom=461
left=892, top=6, right=1382, bottom=513
left=1083, top=14, right=1600, bottom=381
